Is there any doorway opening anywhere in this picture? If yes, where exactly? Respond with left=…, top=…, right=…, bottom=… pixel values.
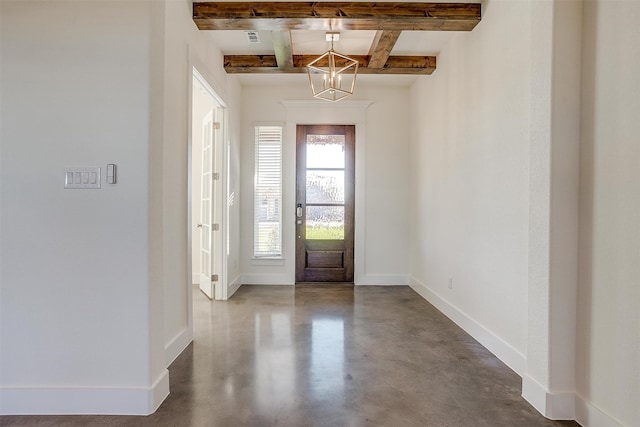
left=295, top=125, right=355, bottom=284
left=190, top=68, right=227, bottom=299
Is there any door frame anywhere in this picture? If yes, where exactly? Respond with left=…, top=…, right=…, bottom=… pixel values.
left=188, top=67, right=228, bottom=301
left=280, top=101, right=372, bottom=285
left=295, top=124, right=355, bottom=283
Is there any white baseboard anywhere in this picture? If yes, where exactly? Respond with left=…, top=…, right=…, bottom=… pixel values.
left=575, top=394, right=625, bottom=427
left=241, top=274, right=409, bottom=286
left=356, top=274, right=409, bottom=286
left=227, top=274, right=242, bottom=298
left=165, top=326, right=193, bottom=367
left=522, top=375, right=575, bottom=420
left=192, top=273, right=198, bottom=285
left=150, top=370, right=170, bottom=414
left=409, top=276, right=526, bottom=376
left=241, top=274, right=293, bottom=285
left=0, top=370, right=169, bottom=415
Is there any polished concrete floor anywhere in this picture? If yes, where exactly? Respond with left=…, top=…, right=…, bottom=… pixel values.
left=1, top=285, right=578, bottom=427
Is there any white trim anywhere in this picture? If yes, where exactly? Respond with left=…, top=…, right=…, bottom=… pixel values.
left=185, top=50, right=196, bottom=372
left=280, top=100, right=373, bottom=110
left=252, top=121, right=285, bottom=127
left=521, top=375, right=549, bottom=417
left=227, top=274, right=242, bottom=298
left=251, top=258, right=285, bottom=266
left=356, top=274, right=409, bottom=286
left=409, top=276, right=526, bottom=376
left=521, top=375, right=575, bottom=420
left=0, top=370, right=169, bottom=416
left=150, top=371, right=170, bottom=414
left=190, top=59, right=228, bottom=109
left=165, top=327, right=193, bottom=367
left=241, top=274, right=293, bottom=285
left=219, top=102, right=231, bottom=301
left=575, top=394, right=625, bottom=427
left=215, top=104, right=228, bottom=301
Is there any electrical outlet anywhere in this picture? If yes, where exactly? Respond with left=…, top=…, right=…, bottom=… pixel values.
left=448, top=278, right=453, bottom=290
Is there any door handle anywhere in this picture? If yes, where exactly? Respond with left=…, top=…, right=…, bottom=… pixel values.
left=197, top=224, right=203, bottom=228
left=296, top=203, right=303, bottom=218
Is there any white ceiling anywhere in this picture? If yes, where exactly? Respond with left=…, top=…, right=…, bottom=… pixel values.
left=201, top=0, right=480, bottom=86
left=208, top=29, right=462, bottom=56
left=208, top=29, right=462, bottom=86
left=232, top=72, right=420, bottom=87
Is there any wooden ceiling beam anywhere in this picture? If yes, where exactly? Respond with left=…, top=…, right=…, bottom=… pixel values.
left=368, top=30, right=402, bottom=68
left=194, top=2, right=481, bottom=31
left=271, top=31, right=294, bottom=68
left=223, top=55, right=436, bottom=75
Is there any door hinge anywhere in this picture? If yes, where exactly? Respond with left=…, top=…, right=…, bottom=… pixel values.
left=213, top=122, right=221, bottom=130
left=212, top=172, right=220, bottom=181
left=212, top=223, right=220, bottom=231
left=211, top=274, right=219, bottom=282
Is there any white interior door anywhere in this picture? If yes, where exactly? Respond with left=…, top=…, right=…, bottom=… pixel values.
left=199, top=111, right=217, bottom=299
left=192, top=69, right=226, bottom=301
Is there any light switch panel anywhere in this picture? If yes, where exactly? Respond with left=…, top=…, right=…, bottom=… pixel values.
left=64, top=167, right=101, bottom=189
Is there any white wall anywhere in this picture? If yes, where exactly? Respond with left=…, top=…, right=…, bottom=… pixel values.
left=576, top=1, right=640, bottom=425
left=2, top=0, right=637, bottom=422
left=239, top=81, right=410, bottom=285
left=0, top=0, right=242, bottom=414
left=523, top=0, right=582, bottom=419
left=408, top=0, right=531, bottom=372
left=158, top=0, right=242, bottom=366
left=408, top=0, right=638, bottom=424
left=0, top=0, right=167, bottom=414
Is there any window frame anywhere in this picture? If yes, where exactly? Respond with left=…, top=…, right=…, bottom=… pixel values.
left=253, top=124, right=284, bottom=259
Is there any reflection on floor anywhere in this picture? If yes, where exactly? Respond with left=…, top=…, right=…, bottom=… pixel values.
left=1, top=285, right=578, bottom=426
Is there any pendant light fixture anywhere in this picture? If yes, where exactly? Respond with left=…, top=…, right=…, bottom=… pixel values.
left=307, top=32, right=359, bottom=102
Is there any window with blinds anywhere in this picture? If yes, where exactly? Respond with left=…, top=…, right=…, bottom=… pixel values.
left=254, top=126, right=283, bottom=258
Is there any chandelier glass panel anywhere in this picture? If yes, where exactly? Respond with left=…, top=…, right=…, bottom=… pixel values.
left=307, top=33, right=359, bottom=102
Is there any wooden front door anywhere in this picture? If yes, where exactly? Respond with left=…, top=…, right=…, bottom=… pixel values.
left=296, top=125, right=355, bottom=283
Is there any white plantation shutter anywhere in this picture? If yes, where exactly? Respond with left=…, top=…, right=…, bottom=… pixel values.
left=254, top=126, right=283, bottom=257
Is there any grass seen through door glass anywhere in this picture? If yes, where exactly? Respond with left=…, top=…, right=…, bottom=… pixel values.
left=306, top=225, right=344, bottom=240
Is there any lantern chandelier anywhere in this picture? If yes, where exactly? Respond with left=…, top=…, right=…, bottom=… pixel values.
left=307, top=32, right=359, bottom=102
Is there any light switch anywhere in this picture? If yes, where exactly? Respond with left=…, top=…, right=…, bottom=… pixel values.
left=106, top=164, right=117, bottom=184
left=64, top=167, right=101, bottom=189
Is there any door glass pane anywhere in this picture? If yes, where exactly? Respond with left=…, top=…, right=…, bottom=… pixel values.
left=201, top=252, right=209, bottom=275
left=306, top=171, right=344, bottom=204
left=202, top=175, right=210, bottom=199
left=203, top=146, right=212, bottom=172
left=203, top=225, right=210, bottom=248
left=306, top=135, right=345, bottom=169
left=306, top=206, right=344, bottom=240
left=202, top=202, right=209, bottom=224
